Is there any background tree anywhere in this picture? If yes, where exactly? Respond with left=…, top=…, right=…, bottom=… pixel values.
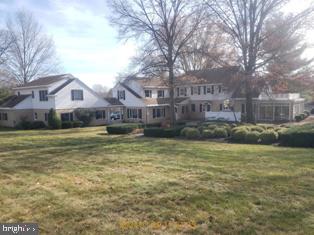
left=178, top=22, right=237, bottom=72
left=109, top=0, right=205, bottom=126
left=206, top=0, right=314, bottom=123
left=92, top=84, right=109, bottom=97
left=0, top=29, right=13, bottom=66
left=5, top=10, right=60, bottom=85
left=262, top=13, right=314, bottom=92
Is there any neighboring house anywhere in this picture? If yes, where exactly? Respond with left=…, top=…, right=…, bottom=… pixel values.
left=111, top=67, right=305, bottom=124
left=0, top=74, right=123, bottom=127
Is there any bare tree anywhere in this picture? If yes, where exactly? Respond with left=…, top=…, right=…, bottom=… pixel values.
left=0, top=30, right=13, bottom=66
left=108, top=0, right=205, bottom=126
left=92, top=84, right=109, bottom=97
left=205, top=0, right=314, bottom=123
left=178, top=22, right=237, bottom=72
left=5, top=10, right=60, bottom=84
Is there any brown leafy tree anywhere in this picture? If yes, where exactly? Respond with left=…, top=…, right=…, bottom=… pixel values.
left=5, top=11, right=60, bottom=84
left=205, top=0, right=314, bottom=123
left=108, top=0, right=205, bottom=126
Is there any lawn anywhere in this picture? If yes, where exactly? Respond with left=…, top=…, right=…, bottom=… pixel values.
left=0, top=127, right=313, bottom=234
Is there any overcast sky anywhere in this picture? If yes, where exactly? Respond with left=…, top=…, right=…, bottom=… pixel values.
left=0, top=0, right=313, bottom=89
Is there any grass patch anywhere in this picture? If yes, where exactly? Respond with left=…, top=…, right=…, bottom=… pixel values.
left=0, top=127, right=313, bottom=234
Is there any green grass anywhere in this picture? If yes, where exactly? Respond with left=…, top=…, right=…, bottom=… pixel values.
left=0, top=127, right=314, bottom=234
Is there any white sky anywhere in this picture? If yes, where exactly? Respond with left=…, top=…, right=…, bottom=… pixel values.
left=0, top=0, right=313, bottom=89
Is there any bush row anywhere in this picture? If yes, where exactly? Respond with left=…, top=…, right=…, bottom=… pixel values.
left=280, top=124, right=314, bottom=148
left=295, top=111, right=310, bottom=122
left=61, top=121, right=83, bottom=129
left=16, top=120, right=46, bottom=130
left=144, top=126, right=184, bottom=138
left=107, top=123, right=143, bottom=134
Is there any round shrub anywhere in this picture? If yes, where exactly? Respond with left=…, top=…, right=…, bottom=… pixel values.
left=214, top=128, right=228, bottom=138
left=31, top=121, right=46, bottom=129
left=245, top=131, right=260, bottom=144
left=181, top=127, right=200, bottom=139
left=259, top=130, right=278, bottom=145
left=304, top=111, right=310, bottom=118
left=251, top=126, right=264, bottom=133
left=107, top=123, right=142, bottom=134
left=232, top=129, right=248, bottom=142
left=73, top=121, right=83, bottom=128
left=230, top=123, right=237, bottom=128
left=202, top=129, right=215, bottom=139
left=207, top=124, right=218, bottom=130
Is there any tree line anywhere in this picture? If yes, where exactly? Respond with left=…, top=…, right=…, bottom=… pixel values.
left=0, top=10, right=59, bottom=86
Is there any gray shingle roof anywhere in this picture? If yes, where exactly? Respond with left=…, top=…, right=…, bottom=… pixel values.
left=0, top=95, right=30, bottom=108
left=120, top=83, right=142, bottom=98
left=49, top=78, right=75, bottom=95
left=17, top=74, right=73, bottom=88
left=104, top=97, right=124, bottom=106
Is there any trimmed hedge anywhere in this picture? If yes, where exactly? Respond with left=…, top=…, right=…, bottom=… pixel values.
left=260, top=131, right=278, bottom=145
left=62, top=121, right=73, bottom=129
left=280, top=124, right=314, bottom=148
left=144, top=126, right=184, bottom=138
left=202, top=129, right=215, bottom=139
left=214, top=128, right=228, bottom=138
left=181, top=127, right=201, bottom=139
left=73, top=121, right=83, bottom=128
left=245, top=131, right=260, bottom=144
left=232, top=129, right=248, bottom=142
left=31, top=121, right=46, bottom=129
left=107, top=123, right=142, bottom=134
left=16, top=120, right=46, bottom=130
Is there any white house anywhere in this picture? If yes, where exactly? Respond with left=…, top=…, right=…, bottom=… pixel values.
left=111, top=67, right=305, bottom=124
left=0, top=74, right=123, bottom=127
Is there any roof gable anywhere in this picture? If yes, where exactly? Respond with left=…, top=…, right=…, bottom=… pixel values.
left=0, top=95, right=30, bottom=108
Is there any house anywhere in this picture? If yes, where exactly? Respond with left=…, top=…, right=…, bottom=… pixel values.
left=0, top=74, right=123, bottom=127
left=111, top=67, right=305, bottom=124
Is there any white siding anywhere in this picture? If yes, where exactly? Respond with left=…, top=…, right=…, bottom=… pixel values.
left=112, top=83, right=145, bottom=107
left=54, top=79, right=109, bottom=109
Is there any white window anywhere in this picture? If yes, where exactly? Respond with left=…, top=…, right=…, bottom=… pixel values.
left=96, top=110, right=106, bottom=120
left=118, top=90, right=125, bottom=100
left=179, top=88, right=187, bottom=96
left=153, top=108, right=166, bottom=118
left=34, top=112, right=38, bottom=120
left=71, top=90, right=84, bottom=101
left=39, top=90, right=48, bottom=101
left=145, top=90, right=152, bottom=98
left=127, top=109, right=142, bottom=119
left=157, top=90, right=164, bottom=98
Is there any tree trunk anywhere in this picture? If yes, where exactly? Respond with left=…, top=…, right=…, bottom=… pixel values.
left=169, top=64, right=176, bottom=127
left=245, top=78, right=254, bottom=123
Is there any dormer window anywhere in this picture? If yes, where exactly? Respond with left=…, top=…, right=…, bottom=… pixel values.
left=117, top=90, right=125, bottom=100
left=71, top=90, right=84, bottom=101
left=145, top=90, right=152, bottom=98
left=157, top=90, right=164, bottom=98
left=39, top=90, right=48, bottom=101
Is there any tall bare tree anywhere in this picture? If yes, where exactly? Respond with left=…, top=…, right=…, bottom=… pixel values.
left=178, top=23, right=237, bottom=72
left=5, top=10, right=59, bottom=84
left=0, top=29, right=13, bottom=66
left=108, top=0, right=205, bottom=126
left=205, top=0, right=314, bottom=123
